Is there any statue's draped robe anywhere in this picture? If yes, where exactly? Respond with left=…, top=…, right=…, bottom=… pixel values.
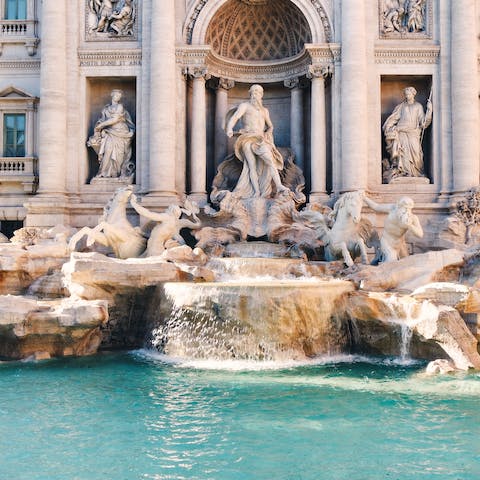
left=383, top=100, right=430, bottom=177
left=232, top=131, right=284, bottom=198
left=95, top=104, right=135, bottom=178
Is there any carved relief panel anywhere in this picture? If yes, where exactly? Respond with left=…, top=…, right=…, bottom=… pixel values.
left=85, top=0, right=138, bottom=41
left=379, top=0, right=432, bottom=39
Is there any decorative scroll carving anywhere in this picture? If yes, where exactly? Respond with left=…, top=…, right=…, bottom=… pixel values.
left=86, top=0, right=137, bottom=41
left=306, top=64, right=333, bottom=79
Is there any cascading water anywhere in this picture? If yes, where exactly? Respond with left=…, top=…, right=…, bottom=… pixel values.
left=384, top=295, right=440, bottom=361
left=151, top=259, right=355, bottom=361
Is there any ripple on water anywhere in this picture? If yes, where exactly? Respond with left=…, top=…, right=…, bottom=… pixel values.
left=0, top=352, right=479, bottom=480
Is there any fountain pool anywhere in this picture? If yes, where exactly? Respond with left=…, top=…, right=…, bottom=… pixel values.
left=1, top=351, right=479, bottom=480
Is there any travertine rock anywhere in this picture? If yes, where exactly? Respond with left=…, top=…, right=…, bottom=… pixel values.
left=0, top=243, right=69, bottom=295
left=342, top=290, right=480, bottom=370
left=159, top=279, right=356, bottom=360
left=63, top=252, right=215, bottom=300
left=348, top=249, right=465, bottom=292
left=0, top=295, right=108, bottom=359
left=426, top=359, right=456, bottom=375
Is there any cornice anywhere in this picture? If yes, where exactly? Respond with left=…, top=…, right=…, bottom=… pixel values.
left=78, top=49, right=142, bottom=67
left=0, top=59, right=40, bottom=70
left=375, top=45, right=440, bottom=64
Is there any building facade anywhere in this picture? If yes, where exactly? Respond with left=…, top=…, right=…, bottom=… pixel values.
left=0, top=0, right=478, bottom=236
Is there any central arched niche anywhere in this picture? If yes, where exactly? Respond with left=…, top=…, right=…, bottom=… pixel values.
left=205, top=0, right=312, bottom=62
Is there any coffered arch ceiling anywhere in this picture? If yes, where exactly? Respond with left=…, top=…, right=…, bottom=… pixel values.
left=186, top=0, right=332, bottom=47
left=205, top=0, right=312, bottom=62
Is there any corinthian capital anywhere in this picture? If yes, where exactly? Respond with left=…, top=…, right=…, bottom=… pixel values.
left=307, top=64, right=333, bottom=79
left=217, top=77, right=235, bottom=90
left=187, top=66, right=211, bottom=80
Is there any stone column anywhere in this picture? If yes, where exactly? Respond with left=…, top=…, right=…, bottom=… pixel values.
left=307, top=65, right=329, bottom=202
left=148, top=0, right=177, bottom=199
left=451, top=0, right=479, bottom=192
left=284, top=78, right=305, bottom=172
left=189, top=67, right=210, bottom=204
left=340, top=0, right=368, bottom=192
left=213, top=78, right=235, bottom=169
left=37, top=0, right=67, bottom=195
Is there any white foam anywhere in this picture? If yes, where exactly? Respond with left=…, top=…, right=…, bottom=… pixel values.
left=131, top=349, right=480, bottom=398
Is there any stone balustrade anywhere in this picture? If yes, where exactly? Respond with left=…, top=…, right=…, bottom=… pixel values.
left=0, top=19, right=38, bottom=55
left=0, top=156, right=37, bottom=192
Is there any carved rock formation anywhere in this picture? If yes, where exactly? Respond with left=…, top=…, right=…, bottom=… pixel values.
left=342, top=290, right=480, bottom=370
left=157, top=279, right=356, bottom=360
left=0, top=295, right=108, bottom=359
left=63, top=252, right=215, bottom=301
left=347, top=249, right=465, bottom=292
left=0, top=243, right=69, bottom=295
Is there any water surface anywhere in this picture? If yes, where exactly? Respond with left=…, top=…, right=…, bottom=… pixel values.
left=1, top=352, right=479, bottom=480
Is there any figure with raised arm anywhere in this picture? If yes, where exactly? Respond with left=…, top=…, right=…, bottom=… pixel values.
left=225, top=84, right=289, bottom=199
left=364, top=195, right=423, bottom=263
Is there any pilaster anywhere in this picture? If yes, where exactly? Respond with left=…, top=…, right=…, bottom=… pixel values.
left=340, top=0, right=368, bottom=192
left=284, top=77, right=305, bottom=173
left=451, top=0, right=479, bottom=193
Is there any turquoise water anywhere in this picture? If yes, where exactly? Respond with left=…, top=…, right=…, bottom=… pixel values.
left=1, top=352, right=479, bottom=480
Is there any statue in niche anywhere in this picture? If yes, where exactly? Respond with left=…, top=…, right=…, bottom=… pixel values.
left=225, top=84, right=289, bottom=199
left=382, top=86, right=432, bottom=181
left=364, top=195, right=423, bottom=263
left=88, top=0, right=135, bottom=36
left=87, top=89, right=135, bottom=181
left=381, top=0, right=426, bottom=34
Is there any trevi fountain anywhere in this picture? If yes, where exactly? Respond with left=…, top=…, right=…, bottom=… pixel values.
left=0, top=1, right=479, bottom=479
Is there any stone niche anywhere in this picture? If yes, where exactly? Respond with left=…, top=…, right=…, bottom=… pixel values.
left=380, top=75, right=432, bottom=184
left=85, top=77, right=136, bottom=183
left=202, top=81, right=319, bottom=193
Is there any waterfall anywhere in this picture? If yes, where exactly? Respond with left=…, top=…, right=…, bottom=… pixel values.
left=151, top=277, right=355, bottom=361
left=384, top=295, right=439, bottom=361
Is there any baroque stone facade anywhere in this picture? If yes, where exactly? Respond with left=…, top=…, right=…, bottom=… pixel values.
left=0, top=0, right=478, bottom=238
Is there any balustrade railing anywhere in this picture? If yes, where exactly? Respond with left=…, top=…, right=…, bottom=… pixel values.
left=0, top=19, right=35, bottom=36
left=0, top=156, right=38, bottom=192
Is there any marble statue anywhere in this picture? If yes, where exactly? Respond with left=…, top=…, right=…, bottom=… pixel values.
left=69, top=187, right=201, bottom=259
left=88, top=0, right=135, bottom=36
left=364, top=195, right=423, bottom=263
left=383, top=86, right=432, bottom=179
left=129, top=196, right=201, bottom=257
left=69, top=186, right=146, bottom=259
left=382, top=0, right=406, bottom=33
left=406, top=0, right=426, bottom=32
left=87, top=89, right=135, bottom=180
left=298, top=191, right=373, bottom=267
left=381, top=0, right=426, bottom=34
left=225, top=84, right=289, bottom=199
left=109, top=0, right=135, bottom=36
